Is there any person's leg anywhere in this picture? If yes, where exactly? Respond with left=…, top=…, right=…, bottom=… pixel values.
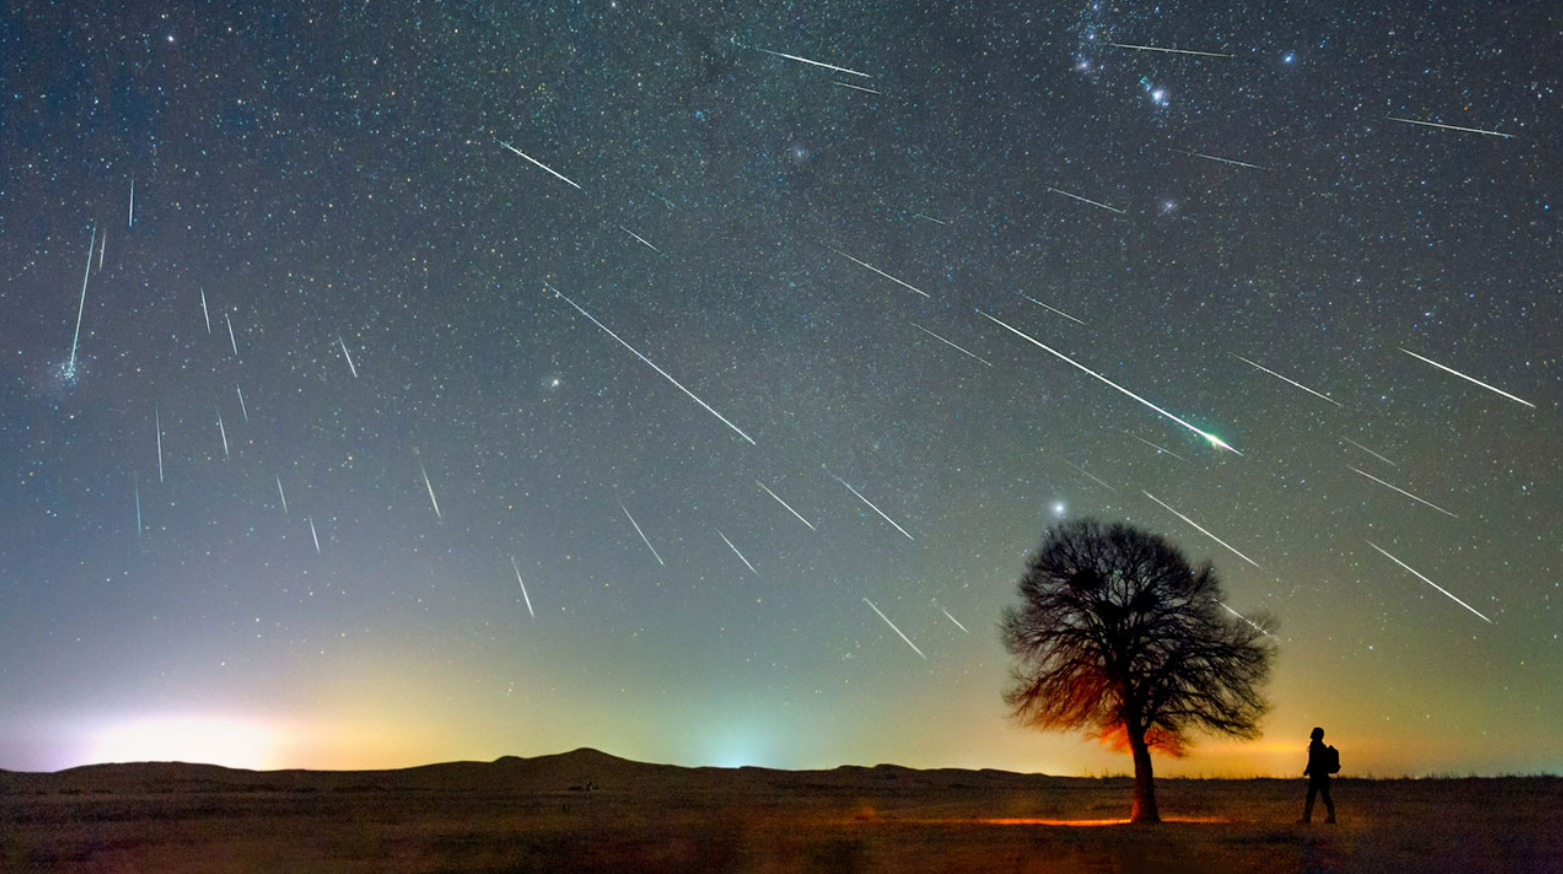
left=1322, top=779, right=1335, bottom=822
left=1301, top=781, right=1317, bottom=822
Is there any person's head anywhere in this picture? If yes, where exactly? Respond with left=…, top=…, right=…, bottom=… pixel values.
left=1310, top=727, right=1324, bottom=740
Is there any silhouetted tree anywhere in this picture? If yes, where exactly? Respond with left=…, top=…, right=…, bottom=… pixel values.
left=1000, top=519, right=1276, bottom=823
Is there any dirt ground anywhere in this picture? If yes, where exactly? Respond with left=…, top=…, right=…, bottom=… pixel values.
left=3, top=762, right=1559, bottom=873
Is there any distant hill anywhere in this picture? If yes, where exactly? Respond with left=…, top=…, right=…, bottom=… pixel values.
left=0, top=748, right=1064, bottom=797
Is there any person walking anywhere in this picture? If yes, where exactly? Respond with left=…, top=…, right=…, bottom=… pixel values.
left=1299, top=726, right=1337, bottom=824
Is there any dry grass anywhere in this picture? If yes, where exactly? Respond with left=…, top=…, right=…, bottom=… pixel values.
left=3, top=761, right=1558, bottom=872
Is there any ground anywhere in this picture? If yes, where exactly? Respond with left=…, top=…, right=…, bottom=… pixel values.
left=2, top=754, right=1558, bottom=872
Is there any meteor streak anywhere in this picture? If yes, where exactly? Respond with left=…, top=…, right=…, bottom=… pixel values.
left=154, top=406, right=164, bottom=483
left=1047, top=187, right=1126, bottom=214
left=338, top=334, right=358, bottom=378
left=1108, top=42, right=1234, bottom=58
left=134, top=474, right=142, bottom=541
left=863, top=598, right=926, bottom=659
left=619, top=225, right=660, bottom=252
left=1384, top=116, right=1513, bottom=139
left=1232, top=353, right=1340, bottom=406
left=833, top=81, right=881, bottom=95
left=937, top=604, right=970, bottom=634
left=619, top=502, right=664, bottom=566
left=735, top=41, right=871, bottom=78
left=1399, top=347, right=1535, bottom=408
left=200, top=288, right=211, bottom=334
left=216, top=409, right=229, bottom=457
left=910, top=322, right=993, bottom=367
left=1062, top=459, right=1118, bottom=493
left=1342, top=436, right=1394, bottom=467
left=1183, top=150, right=1266, bottom=170
left=828, top=247, right=931, bottom=298
left=550, top=283, right=756, bottom=445
left=65, top=224, right=96, bottom=379
left=912, top=213, right=947, bottom=225
left=225, top=314, right=238, bottom=356
left=420, top=463, right=442, bottom=520
left=1143, top=490, right=1262, bottom=569
left=498, top=141, right=582, bottom=189
left=1348, top=466, right=1458, bottom=518
left=980, top=311, right=1240, bottom=454
left=1218, top=601, right=1274, bottom=637
left=717, top=530, right=758, bottom=575
left=1119, top=429, right=1189, bottom=462
left=308, top=517, right=321, bottom=554
left=831, top=474, right=915, bottom=541
left=1366, top=541, right=1492, bottom=624
left=128, top=177, right=135, bottom=227
left=511, top=557, right=535, bottom=618
left=1019, top=292, right=1087, bottom=325
left=236, top=385, right=249, bottom=422
left=756, top=480, right=816, bottom=531
left=276, top=476, right=289, bottom=516
left=98, top=227, right=106, bottom=270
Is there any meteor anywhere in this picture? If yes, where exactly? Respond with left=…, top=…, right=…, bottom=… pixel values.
left=937, top=604, right=970, bottom=634
left=756, top=480, right=816, bottom=531
left=1217, top=601, right=1274, bottom=637
left=717, top=530, right=758, bottom=575
left=1366, top=541, right=1492, bottom=624
left=911, top=213, right=947, bottom=225
left=1232, top=353, right=1340, bottom=406
left=1384, top=116, right=1513, bottom=139
left=338, top=334, right=358, bottom=378
left=200, top=288, right=211, bottom=334
left=828, top=247, right=931, bottom=298
left=308, top=517, right=321, bottom=554
left=1183, top=150, right=1266, bottom=170
left=1018, top=292, right=1087, bottom=325
left=832, top=473, right=915, bottom=541
left=225, top=313, right=238, bottom=356
left=1342, top=436, right=1394, bottom=467
left=98, top=227, right=106, bottom=270
left=910, top=322, right=993, bottom=367
left=619, top=502, right=664, bottom=566
left=1399, top=347, right=1534, bottom=408
left=65, top=224, right=96, bottom=379
left=735, top=40, right=871, bottom=78
left=420, top=462, right=442, bottom=520
left=1119, top=429, right=1189, bottom=462
left=511, top=557, right=535, bottom=618
left=128, top=177, right=135, bottom=227
left=980, top=311, right=1240, bottom=454
left=1143, top=491, right=1262, bottom=569
left=133, top=474, right=143, bottom=542
left=834, top=81, right=882, bottom=95
left=1348, top=466, right=1457, bottom=518
left=550, top=283, right=756, bottom=445
left=863, top=598, right=926, bottom=660
left=236, top=384, right=249, bottom=422
left=216, top=409, right=229, bottom=457
left=1047, top=186, right=1126, bottom=215
left=154, top=406, right=164, bottom=483
left=1108, top=42, right=1234, bottom=58
left=1062, top=459, right=1118, bottom=494
left=276, top=475, right=289, bottom=516
left=619, top=225, right=660, bottom=252
left=498, top=141, right=582, bottom=189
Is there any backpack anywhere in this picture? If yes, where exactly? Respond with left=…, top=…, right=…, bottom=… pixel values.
left=1324, top=745, right=1341, bottom=775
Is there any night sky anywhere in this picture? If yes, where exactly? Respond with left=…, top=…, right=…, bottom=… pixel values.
left=2, top=2, right=1558, bottom=778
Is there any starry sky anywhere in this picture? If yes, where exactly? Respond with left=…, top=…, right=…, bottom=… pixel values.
left=2, top=1, right=1558, bottom=778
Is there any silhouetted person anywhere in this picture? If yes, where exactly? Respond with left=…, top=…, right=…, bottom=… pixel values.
left=1299, top=726, right=1337, bottom=824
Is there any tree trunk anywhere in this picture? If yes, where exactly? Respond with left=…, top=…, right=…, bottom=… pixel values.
left=1127, top=729, right=1160, bottom=823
